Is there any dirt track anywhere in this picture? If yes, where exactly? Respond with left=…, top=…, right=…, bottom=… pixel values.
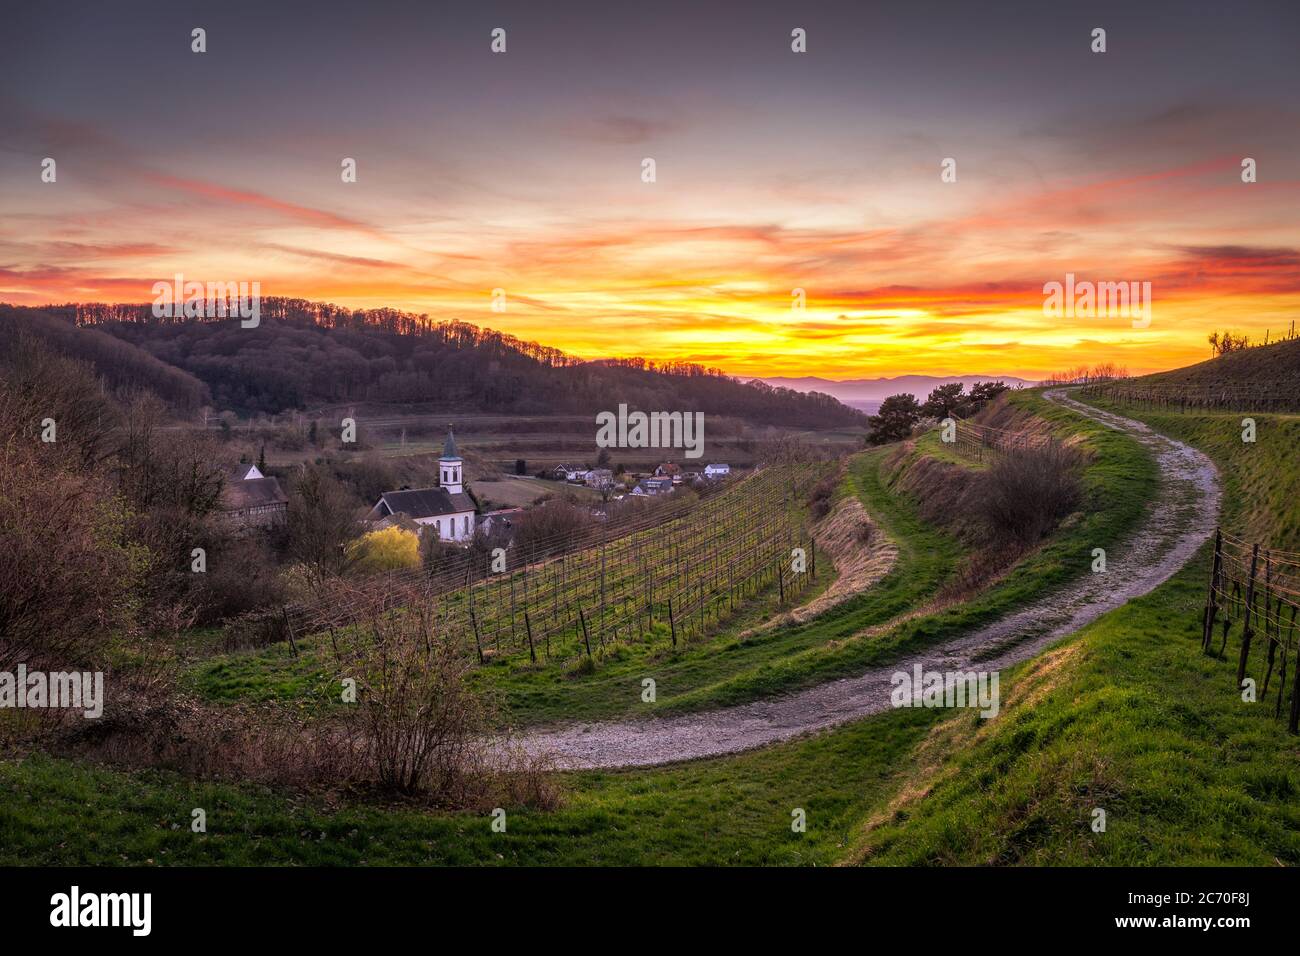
left=519, top=390, right=1220, bottom=769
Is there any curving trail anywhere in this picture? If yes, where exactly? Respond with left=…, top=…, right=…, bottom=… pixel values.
left=519, top=390, right=1220, bottom=769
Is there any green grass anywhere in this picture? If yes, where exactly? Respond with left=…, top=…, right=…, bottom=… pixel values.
left=189, top=389, right=1156, bottom=726
left=187, top=450, right=962, bottom=725
left=654, top=390, right=1159, bottom=711
left=12, top=387, right=1249, bottom=867
left=854, top=398, right=1300, bottom=865
left=0, top=706, right=946, bottom=866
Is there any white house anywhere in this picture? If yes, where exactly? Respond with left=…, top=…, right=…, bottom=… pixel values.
left=641, top=476, right=674, bottom=495
left=704, top=463, right=731, bottom=479
left=366, top=428, right=476, bottom=542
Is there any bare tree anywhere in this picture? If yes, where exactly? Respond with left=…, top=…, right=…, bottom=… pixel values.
left=285, top=464, right=362, bottom=583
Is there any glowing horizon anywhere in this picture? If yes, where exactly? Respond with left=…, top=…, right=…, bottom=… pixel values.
left=3, top=0, right=1299, bottom=381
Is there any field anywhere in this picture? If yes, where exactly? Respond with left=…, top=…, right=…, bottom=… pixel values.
left=468, top=477, right=599, bottom=510
left=4, top=372, right=1298, bottom=866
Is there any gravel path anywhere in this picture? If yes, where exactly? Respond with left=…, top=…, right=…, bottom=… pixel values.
left=519, top=390, right=1220, bottom=769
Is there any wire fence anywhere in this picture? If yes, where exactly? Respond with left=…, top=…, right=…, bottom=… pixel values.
left=1202, top=528, right=1300, bottom=733
left=232, top=461, right=832, bottom=668
left=1082, top=380, right=1300, bottom=414
left=943, top=418, right=1056, bottom=463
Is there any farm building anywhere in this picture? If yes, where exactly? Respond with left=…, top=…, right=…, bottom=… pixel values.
left=366, top=428, right=477, bottom=542
left=218, top=464, right=288, bottom=529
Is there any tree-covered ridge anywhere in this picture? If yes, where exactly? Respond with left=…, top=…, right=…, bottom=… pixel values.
left=4, top=301, right=866, bottom=428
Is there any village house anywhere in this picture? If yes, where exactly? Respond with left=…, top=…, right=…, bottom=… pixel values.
left=477, top=507, right=523, bottom=537
left=552, top=464, right=586, bottom=482
left=366, top=428, right=477, bottom=542
left=704, top=463, right=731, bottom=480
left=639, top=475, right=674, bottom=495
left=584, top=467, right=614, bottom=489
left=218, top=462, right=288, bottom=529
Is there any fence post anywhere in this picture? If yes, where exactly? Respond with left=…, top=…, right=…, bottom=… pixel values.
left=470, top=606, right=484, bottom=664
left=281, top=605, right=299, bottom=657
left=578, top=606, right=593, bottom=660
left=1202, top=529, right=1222, bottom=653
left=1261, top=556, right=1277, bottom=696
left=668, top=597, right=677, bottom=648
left=524, top=609, right=536, bottom=664
left=1290, top=629, right=1300, bottom=734
left=1235, top=544, right=1261, bottom=689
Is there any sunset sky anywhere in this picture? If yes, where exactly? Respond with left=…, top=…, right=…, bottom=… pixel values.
left=3, top=0, right=1300, bottom=379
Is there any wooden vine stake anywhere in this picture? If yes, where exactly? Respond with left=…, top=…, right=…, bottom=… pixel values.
left=1235, top=544, right=1260, bottom=690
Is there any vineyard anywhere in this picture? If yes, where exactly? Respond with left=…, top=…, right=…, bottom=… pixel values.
left=944, top=418, right=1055, bottom=463
left=1081, top=379, right=1300, bottom=414
left=249, top=462, right=831, bottom=669
left=1202, top=528, right=1300, bottom=733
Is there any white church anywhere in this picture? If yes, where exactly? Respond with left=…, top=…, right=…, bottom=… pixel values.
left=365, top=428, right=477, bottom=542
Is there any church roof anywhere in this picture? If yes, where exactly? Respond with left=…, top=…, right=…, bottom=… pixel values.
left=440, top=427, right=459, bottom=459
left=375, top=487, right=474, bottom=520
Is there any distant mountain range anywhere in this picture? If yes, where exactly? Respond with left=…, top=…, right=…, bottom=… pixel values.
left=758, top=374, right=1038, bottom=413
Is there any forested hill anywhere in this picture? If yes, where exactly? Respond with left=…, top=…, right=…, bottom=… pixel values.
left=1, top=301, right=865, bottom=429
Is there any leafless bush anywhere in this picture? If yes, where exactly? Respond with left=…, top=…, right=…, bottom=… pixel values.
left=974, top=442, right=1083, bottom=545
left=0, top=407, right=138, bottom=671
left=58, top=690, right=362, bottom=790
left=807, top=473, right=837, bottom=519
left=342, top=603, right=559, bottom=808
left=511, top=499, right=593, bottom=560
left=857, top=519, right=874, bottom=545
left=54, top=630, right=558, bottom=810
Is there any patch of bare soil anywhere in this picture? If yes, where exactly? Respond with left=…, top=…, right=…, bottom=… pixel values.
left=518, top=390, right=1220, bottom=769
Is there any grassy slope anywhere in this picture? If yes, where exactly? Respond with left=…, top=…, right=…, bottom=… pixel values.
left=1, top=706, right=949, bottom=865
left=854, top=402, right=1300, bottom=865
left=0, top=389, right=1169, bottom=866
left=1142, top=336, right=1300, bottom=388
left=659, top=390, right=1158, bottom=710
left=187, top=390, right=1153, bottom=727
left=187, top=454, right=961, bottom=725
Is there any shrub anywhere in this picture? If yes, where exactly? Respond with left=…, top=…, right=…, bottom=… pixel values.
left=345, top=603, right=559, bottom=807
left=857, top=519, right=874, bottom=545
left=349, top=526, right=421, bottom=573
left=512, top=499, right=593, bottom=560
left=807, top=473, right=837, bottom=519
left=974, top=442, right=1082, bottom=545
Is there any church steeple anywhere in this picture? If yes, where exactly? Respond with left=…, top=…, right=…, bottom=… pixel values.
left=439, top=426, right=463, bottom=494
